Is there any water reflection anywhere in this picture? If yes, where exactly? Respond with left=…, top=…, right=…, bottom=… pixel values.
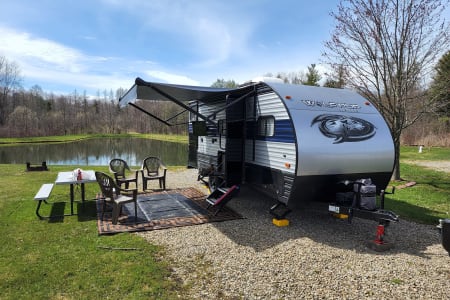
left=0, top=138, right=188, bottom=166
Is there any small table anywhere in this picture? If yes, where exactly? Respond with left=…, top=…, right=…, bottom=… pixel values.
left=55, top=170, right=97, bottom=215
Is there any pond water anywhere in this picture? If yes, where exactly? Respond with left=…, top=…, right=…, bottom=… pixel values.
left=0, top=137, right=188, bottom=166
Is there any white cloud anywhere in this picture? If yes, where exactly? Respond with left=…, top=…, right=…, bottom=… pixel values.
left=0, top=27, right=85, bottom=73
left=0, top=26, right=181, bottom=93
left=103, top=0, right=255, bottom=67
left=145, top=70, right=200, bottom=86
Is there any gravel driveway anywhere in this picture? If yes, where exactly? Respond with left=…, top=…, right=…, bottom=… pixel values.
left=138, top=169, right=450, bottom=299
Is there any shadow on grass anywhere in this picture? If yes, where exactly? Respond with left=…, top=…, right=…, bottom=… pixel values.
left=77, top=201, right=98, bottom=222
left=43, top=200, right=97, bottom=223
left=48, top=202, right=66, bottom=223
left=385, top=196, right=447, bottom=224
left=400, top=163, right=450, bottom=191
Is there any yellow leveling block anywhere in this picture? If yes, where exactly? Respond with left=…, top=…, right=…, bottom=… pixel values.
left=272, top=218, right=289, bottom=227
left=332, top=213, right=349, bottom=219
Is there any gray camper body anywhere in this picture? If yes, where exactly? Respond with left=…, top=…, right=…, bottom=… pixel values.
left=120, top=77, right=395, bottom=208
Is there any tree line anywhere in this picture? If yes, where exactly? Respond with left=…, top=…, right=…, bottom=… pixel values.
left=0, top=51, right=448, bottom=144
left=0, top=63, right=189, bottom=138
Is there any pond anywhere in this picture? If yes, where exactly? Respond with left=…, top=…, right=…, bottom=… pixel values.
left=0, top=137, right=188, bottom=167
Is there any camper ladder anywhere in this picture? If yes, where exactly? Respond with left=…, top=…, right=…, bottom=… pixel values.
left=206, top=185, right=239, bottom=215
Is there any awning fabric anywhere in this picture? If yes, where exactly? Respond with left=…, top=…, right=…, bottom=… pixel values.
left=119, top=77, right=254, bottom=107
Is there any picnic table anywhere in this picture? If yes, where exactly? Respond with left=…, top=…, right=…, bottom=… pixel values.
left=35, top=170, right=97, bottom=218
left=55, top=170, right=97, bottom=215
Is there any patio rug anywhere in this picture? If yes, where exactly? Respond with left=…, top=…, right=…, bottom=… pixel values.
left=96, top=187, right=242, bottom=235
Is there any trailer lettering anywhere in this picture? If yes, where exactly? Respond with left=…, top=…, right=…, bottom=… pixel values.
left=300, top=100, right=360, bottom=111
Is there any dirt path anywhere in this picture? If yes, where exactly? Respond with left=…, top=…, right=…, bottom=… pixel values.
left=403, top=160, right=450, bottom=173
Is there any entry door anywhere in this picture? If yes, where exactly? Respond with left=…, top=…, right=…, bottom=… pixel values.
left=224, top=96, right=245, bottom=185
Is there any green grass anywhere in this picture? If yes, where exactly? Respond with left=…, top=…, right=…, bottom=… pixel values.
left=0, top=133, right=188, bottom=145
left=384, top=161, right=450, bottom=224
left=400, top=145, right=450, bottom=161
left=0, top=165, right=183, bottom=299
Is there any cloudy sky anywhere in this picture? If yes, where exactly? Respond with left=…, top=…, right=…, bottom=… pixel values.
left=1, top=0, right=342, bottom=96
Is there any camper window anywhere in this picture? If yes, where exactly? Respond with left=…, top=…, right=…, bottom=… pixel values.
left=257, top=116, right=275, bottom=136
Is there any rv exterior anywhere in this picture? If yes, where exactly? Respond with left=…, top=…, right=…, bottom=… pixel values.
left=120, top=77, right=396, bottom=216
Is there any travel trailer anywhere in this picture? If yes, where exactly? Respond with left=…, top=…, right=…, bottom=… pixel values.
left=119, top=77, right=398, bottom=227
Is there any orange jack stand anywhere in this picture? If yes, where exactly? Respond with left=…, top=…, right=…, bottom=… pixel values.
left=367, top=223, right=394, bottom=252
left=374, top=224, right=385, bottom=244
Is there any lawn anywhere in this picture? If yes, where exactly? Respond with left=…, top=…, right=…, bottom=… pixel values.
left=385, top=146, right=450, bottom=223
left=400, top=145, right=450, bottom=161
left=0, top=165, right=183, bottom=300
left=0, top=145, right=448, bottom=299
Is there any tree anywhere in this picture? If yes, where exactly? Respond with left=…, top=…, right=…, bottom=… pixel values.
left=429, top=50, right=450, bottom=116
left=272, top=71, right=305, bottom=84
left=0, top=56, right=22, bottom=125
left=211, top=78, right=239, bottom=88
left=303, top=64, right=322, bottom=86
left=323, top=0, right=450, bottom=180
left=7, top=106, right=38, bottom=137
left=324, top=64, right=348, bottom=88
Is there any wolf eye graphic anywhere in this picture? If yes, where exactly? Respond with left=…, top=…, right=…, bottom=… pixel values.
left=311, top=114, right=376, bottom=144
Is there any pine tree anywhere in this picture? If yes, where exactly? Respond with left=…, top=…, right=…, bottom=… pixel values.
left=429, top=51, right=450, bottom=116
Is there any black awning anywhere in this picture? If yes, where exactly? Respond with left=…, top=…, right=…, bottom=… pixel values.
left=119, top=77, right=257, bottom=126
left=119, top=77, right=253, bottom=107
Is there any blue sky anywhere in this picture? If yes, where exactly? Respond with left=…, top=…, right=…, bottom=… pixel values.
left=1, top=0, right=341, bottom=97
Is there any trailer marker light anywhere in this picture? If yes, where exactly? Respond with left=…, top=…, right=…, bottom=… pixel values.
left=284, top=163, right=291, bottom=169
left=365, top=101, right=371, bottom=106
left=285, top=95, right=292, bottom=100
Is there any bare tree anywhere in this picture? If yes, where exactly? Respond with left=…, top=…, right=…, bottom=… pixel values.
left=324, top=64, right=348, bottom=88
left=323, top=0, right=450, bottom=180
left=0, top=56, right=22, bottom=125
left=7, top=106, right=38, bottom=137
left=274, top=71, right=306, bottom=85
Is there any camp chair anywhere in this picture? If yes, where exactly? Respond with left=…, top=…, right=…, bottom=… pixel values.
left=95, top=171, right=137, bottom=224
left=109, top=158, right=139, bottom=189
left=141, top=156, right=167, bottom=191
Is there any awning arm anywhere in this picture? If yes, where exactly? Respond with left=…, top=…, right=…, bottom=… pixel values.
left=205, top=90, right=255, bottom=120
left=148, top=84, right=218, bottom=126
left=166, top=109, right=188, bottom=123
left=127, top=103, right=188, bottom=127
left=129, top=103, right=172, bottom=126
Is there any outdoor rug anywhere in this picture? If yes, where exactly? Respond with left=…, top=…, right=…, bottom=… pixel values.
left=96, top=187, right=243, bottom=235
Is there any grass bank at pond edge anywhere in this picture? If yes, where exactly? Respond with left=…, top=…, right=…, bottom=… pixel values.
left=0, top=133, right=188, bottom=145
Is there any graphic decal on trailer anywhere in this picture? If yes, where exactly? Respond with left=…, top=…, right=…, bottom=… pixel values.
left=311, top=114, right=376, bottom=144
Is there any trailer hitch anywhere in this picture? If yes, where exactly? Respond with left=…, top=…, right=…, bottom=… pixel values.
left=337, top=206, right=399, bottom=224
